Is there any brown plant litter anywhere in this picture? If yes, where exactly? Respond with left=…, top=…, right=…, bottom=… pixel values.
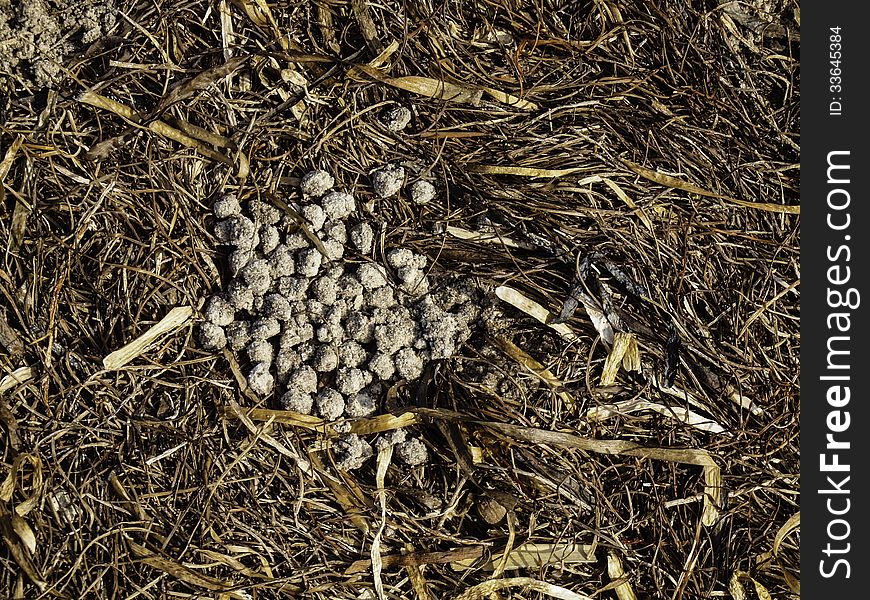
left=1, top=0, right=798, bottom=598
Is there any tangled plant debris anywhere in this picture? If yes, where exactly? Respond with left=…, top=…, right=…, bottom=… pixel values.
left=200, top=169, right=479, bottom=468
left=0, top=0, right=117, bottom=87
left=2, top=0, right=799, bottom=596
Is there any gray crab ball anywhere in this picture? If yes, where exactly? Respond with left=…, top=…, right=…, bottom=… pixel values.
left=371, top=165, right=405, bottom=198
left=301, top=170, right=335, bottom=197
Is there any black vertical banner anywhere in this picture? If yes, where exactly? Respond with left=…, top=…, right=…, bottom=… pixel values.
left=802, top=4, right=869, bottom=595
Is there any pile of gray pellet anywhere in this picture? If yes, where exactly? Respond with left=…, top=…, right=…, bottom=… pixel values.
left=199, top=169, right=478, bottom=469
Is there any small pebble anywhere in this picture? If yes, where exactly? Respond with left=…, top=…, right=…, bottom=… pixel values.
left=311, top=276, right=339, bottom=306
left=213, top=193, right=241, bottom=218
left=339, top=341, right=368, bottom=369
left=357, top=263, right=388, bottom=290
left=281, top=389, right=314, bottom=414
left=393, top=347, right=424, bottom=380
left=395, top=437, right=428, bottom=466
left=321, top=238, right=345, bottom=261
left=247, top=339, right=275, bottom=364
left=368, top=352, right=395, bottom=381
left=301, top=170, right=335, bottom=197
left=262, top=294, right=293, bottom=321
left=251, top=317, right=281, bottom=340
left=349, top=222, right=374, bottom=254
left=214, top=215, right=257, bottom=249
left=228, top=248, right=254, bottom=277
left=204, top=295, right=235, bottom=327
left=301, top=204, right=327, bottom=232
left=345, top=391, right=377, bottom=418
left=198, top=323, right=226, bottom=350
left=259, top=224, right=281, bottom=254
left=335, top=367, right=368, bottom=396
left=278, top=276, right=309, bottom=301
left=409, top=180, right=436, bottom=205
left=333, top=433, right=374, bottom=470
left=226, top=280, right=255, bottom=311
left=320, top=191, right=356, bottom=221
left=297, top=248, right=323, bottom=278
left=225, top=321, right=251, bottom=351
left=387, top=248, right=415, bottom=269
left=247, top=200, right=283, bottom=225
left=312, top=345, right=339, bottom=372
left=275, top=349, right=301, bottom=379
left=323, top=220, right=348, bottom=244
left=284, top=232, right=310, bottom=251
left=240, top=260, right=272, bottom=295
left=287, top=365, right=318, bottom=395
left=372, top=165, right=405, bottom=198
left=247, top=362, right=274, bottom=396
left=380, top=105, right=412, bottom=132
left=367, top=286, right=396, bottom=309
left=344, top=313, right=374, bottom=344
left=316, top=387, right=345, bottom=421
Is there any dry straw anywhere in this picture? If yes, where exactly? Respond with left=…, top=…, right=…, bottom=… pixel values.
left=0, top=0, right=798, bottom=597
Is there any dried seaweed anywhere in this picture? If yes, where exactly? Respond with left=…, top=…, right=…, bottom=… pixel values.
left=0, top=0, right=799, bottom=598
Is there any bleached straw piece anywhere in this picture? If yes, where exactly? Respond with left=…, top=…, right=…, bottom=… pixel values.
left=0, top=366, right=33, bottom=394
left=102, top=306, right=194, bottom=370
left=495, top=286, right=580, bottom=343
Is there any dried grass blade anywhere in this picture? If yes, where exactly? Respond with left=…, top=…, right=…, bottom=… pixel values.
left=577, top=293, right=613, bottom=344
left=231, top=0, right=290, bottom=51
left=601, top=177, right=654, bottom=233
left=128, top=540, right=246, bottom=598
left=78, top=91, right=234, bottom=166
left=492, top=336, right=575, bottom=409
left=153, top=57, right=247, bottom=115
left=446, top=225, right=533, bottom=249
left=9, top=194, right=29, bottom=253
left=369, top=40, right=399, bottom=68
left=481, top=421, right=721, bottom=525
left=454, top=543, right=595, bottom=572
left=197, top=549, right=273, bottom=580
left=730, top=571, right=774, bottom=600
left=348, top=65, right=481, bottom=103
left=491, top=511, right=516, bottom=578
left=620, top=158, right=799, bottom=214
left=772, top=512, right=800, bottom=594
left=453, top=576, right=594, bottom=600
left=738, top=278, right=800, bottom=339
left=345, top=546, right=487, bottom=575
left=772, top=511, right=799, bottom=556
left=468, top=165, right=584, bottom=178
left=349, top=411, right=420, bottom=435
left=0, top=366, right=33, bottom=394
left=0, top=134, right=23, bottom=183
left=495, top=286, right=580, bottom=343
left=224, top=405, right=329, bottom=432
left=102, top=306, right=194, bottom=370
left=228, top=400, right=313, bottom=476
left=0, top=453, right=43, bottom=515
left=0, top=311, right=25, bottom=358
left=405, top=562, right=437, bottom=600
left=371, top=445, right=392, bottom=600
left=480, top=86, right=538, bottom=110
left=599, top=332, right=640, bottom=386
left=352, top=0, right=383, bottom=55
left=0, top=509, right=46, bottom=592
left=9, top=514, right=35, bottom=555
left=309, top=453, right=370, bottom=535
left=586, top=398, right=727, bottom=435
left=607, top=551, right=637, bottom=600
left=348, top=65, right=537, bottom=109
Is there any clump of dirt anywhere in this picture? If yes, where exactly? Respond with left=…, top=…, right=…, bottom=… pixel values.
left=0, top=0, right=117, bottom=88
